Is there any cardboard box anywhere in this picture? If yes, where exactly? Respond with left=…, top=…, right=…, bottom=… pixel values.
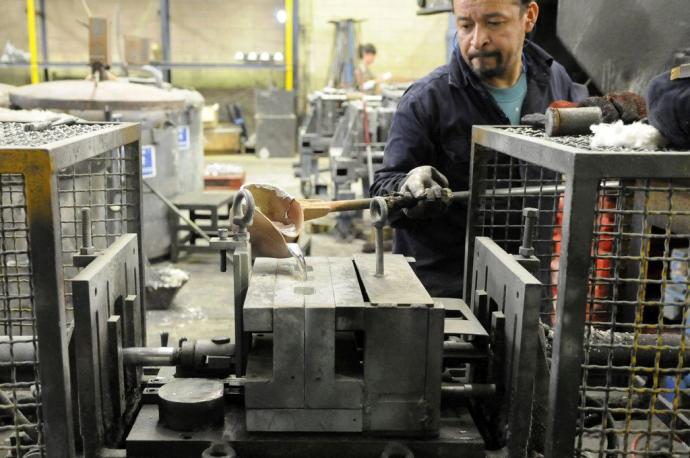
left=204, top=124, right=242, bottom=154
left=202, top=104, right=220, bottom=129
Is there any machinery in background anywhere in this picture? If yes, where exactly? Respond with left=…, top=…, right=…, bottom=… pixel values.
left=254, top=89, right=298, bottom=159
left=556, top=0, right=690, bottom=94
left=328, top=86, right=406, bottom=237
left=0, top=83, right=13, bottom=108
left=416, top=0, right=452, bottom=15
left=325, top=19, right=362, bottom=89
left=295, top=85, right=408, bottom=237
left=296, top=89, right=348, bottom=198
left=9, top=80, right=204, bottom=260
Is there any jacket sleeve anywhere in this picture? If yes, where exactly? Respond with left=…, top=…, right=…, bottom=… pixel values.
left=551, top=61, right=589, bottom=103
left=370, top=86, right=437, bottom=198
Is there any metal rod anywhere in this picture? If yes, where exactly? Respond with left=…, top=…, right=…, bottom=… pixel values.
left=142, top=180, right=211, bottom=241
left=122, top=347, right=178, bottom=366
left=159, top=0, right=171, bottom=82
left=441, top=383, right=496, bottom=399
left=370, top=197, right=388, bottom=277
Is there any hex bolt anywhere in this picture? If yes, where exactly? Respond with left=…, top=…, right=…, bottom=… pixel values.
left=80, top=207, right=94, bottom=255
left=218, top=227, right=229, bottom=240
left=370, top=197, right=389, bottom=278
left=519, top=207, right=538, bottom=257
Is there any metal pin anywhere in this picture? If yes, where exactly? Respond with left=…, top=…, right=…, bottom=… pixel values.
left=370, top=197, right=389, bottom=277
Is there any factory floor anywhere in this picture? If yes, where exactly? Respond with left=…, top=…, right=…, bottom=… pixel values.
left=145, top=153, right=367, bottom=346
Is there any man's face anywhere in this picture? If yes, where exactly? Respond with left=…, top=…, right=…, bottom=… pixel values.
left=363, top=52, right=376, bottom=66
left=454, top=0, right=538, bottom=84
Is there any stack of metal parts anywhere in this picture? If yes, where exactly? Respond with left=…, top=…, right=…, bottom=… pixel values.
left=296, top=89, right=348, bottom=198
left=0, top=121, right=143, bottom=457
left=466, top=125, right=690, bottom=457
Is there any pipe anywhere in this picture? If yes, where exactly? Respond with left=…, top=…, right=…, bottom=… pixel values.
left=443, top=341, right=488, bottom=360
left=26, top=0, right=40, bottom=84
left=284, top=0, right=294, bottom=91
left=122, top=347, right=178, bottom=366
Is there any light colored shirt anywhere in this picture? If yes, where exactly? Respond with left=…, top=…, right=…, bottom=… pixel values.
left=484, top=72, right=528, bottom=125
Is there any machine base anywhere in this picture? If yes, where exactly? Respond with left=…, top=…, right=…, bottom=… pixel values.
left=126, top=404, right=485, bottom=457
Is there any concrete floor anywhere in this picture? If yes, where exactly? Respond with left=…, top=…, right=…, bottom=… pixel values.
left=146, top=153, right=367, bottom=345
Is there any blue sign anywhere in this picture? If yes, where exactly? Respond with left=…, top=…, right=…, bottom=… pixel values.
left=177, top=125, right=190, bottom=151
left=141, top=145, right=156, bottom=178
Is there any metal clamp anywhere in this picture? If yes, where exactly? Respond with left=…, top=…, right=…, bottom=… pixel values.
left=370, top=197, right=388, bottom=277
left=232, top=188, right=255, bottom=238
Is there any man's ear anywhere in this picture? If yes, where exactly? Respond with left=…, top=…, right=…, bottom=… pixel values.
left=524, top=1, right=539, bottom=33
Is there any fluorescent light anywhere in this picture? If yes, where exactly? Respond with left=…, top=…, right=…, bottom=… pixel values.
left=234, top=51, right=245, bottom=61
left=276, top=9, right=287, bottom=24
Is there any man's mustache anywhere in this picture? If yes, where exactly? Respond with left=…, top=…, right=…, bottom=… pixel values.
left=468, top=51, right=502, bottom=60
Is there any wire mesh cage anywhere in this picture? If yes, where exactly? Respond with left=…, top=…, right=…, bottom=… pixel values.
left=466, top=126, right=690, bottom=457
left=0, top=121, right=141, bottom=457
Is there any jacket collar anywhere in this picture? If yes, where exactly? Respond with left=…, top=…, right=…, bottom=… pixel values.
left=448, top=40, right=554, bottom=89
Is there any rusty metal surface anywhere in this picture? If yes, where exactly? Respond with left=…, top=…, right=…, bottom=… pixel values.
left=10, top=80, right=186, bottom=111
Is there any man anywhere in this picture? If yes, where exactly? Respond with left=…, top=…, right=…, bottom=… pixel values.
left=370, top=0, right=586, bottom=298
left=355, top=43, right=389, bottom=93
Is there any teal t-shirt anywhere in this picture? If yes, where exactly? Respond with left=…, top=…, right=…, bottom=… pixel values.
left=484, top=72, right=528, bottom=125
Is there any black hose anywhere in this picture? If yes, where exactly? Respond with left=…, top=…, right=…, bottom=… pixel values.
left=583, top=395, right=619, bottom=458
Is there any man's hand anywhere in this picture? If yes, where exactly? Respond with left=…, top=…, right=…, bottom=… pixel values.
left=399, top=165, right=450, bottom=219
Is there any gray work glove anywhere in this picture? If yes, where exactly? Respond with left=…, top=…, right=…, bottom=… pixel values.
left=399, top=165, right=450, bottom=219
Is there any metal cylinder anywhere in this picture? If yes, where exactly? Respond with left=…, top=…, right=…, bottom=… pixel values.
left=545, top=107, right=603, bottom=137
left=158, top=378, right=225, bottom=432
left=122, top=347, right=178, bottom=366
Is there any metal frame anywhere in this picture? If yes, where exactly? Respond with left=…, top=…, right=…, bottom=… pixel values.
left=0, top=122, right=142, bottom=457
left=465, top=126, right=690, bottom=457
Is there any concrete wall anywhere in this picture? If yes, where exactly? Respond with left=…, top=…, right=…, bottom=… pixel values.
left=299, top=0, right=450, bottom=93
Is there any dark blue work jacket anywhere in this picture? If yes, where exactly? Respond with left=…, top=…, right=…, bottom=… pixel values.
left=370, top=41, right=587, bottom=298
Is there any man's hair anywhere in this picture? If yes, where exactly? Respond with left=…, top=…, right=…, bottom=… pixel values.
left=358, top=43, right=377, bottom=59
left=452, top=0, right=533, bottom=13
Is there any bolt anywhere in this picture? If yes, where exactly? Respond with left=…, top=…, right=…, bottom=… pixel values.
left=519, top=207, right=538, bottom=257
left=218, top=227, right=229, bottom=240
left=80, top=207, right=94, bottom=255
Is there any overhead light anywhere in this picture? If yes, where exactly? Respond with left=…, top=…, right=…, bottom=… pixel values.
left=276, top=9, right=287, bottom=24
left=247, top=52, right=258, bottom=61
left=272, top=52, right=284, bottom=62
left=259, top=52, right=271, bottom=62
left=234, top=51, right=245, bottom=61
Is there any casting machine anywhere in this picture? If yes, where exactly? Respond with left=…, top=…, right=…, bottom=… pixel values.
left=5, top=122, right=690, bottom=457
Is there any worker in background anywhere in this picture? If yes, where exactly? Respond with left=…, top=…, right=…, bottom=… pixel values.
left=355, top=43, right=386, bottom=93
left=370, top=0, right=587, bottom=298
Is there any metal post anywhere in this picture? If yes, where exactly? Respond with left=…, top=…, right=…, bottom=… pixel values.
left=159, top=0, right=171, bottom=83
left=544, top=173, right=599, bottom=458
left=38, top=0, right=48, bottom=81
left=284, top=0, right=294, bottom=91
left=292, top=0, right=299, bottom=92
left=25, top=0, right=40, bottom=84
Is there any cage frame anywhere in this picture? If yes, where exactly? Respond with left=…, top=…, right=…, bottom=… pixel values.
left=0, top=122, right=142, bottom=457
left=465, top=125, right=690, bottom=457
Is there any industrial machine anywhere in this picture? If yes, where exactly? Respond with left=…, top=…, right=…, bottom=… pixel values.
left=3, top=122, right=690, bottom=457
left=295, top=89, right=348, bottom=198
